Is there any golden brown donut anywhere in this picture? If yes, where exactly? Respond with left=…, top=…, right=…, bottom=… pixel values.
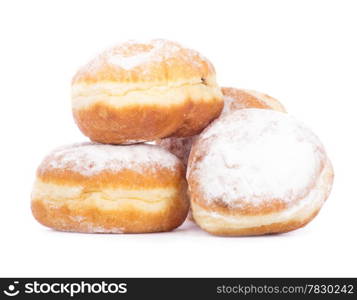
left=221, top=87, right=286, bottom=114
left=31, top=143, right=189, bottom=233
left=156, top=87, right=286, bottom=167
left=187, top=109, right=334, bottom=236
left=71, top=39, right=223, bottom=144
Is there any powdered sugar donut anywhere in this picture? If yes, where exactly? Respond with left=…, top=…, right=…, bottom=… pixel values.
left=156, top=87, right=286, bottom=167
left=72, top=39, right=223, bottom=144
left=31, top=143, right=189, bottom=233
left=187, top=109, right=333, bottom=236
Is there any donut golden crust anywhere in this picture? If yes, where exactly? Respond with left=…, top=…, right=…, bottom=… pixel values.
left=187, top=109, right=334, bottom=236
left=72, top=39, right=223, bottom=144
left=31, top=143, right=189, bottom=233
left=156, top=87, right=286, bottom=167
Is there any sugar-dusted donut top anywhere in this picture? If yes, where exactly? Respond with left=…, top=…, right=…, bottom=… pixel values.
left=72, top=39, right=215, bottom=83
left=38, top=143, right=180, bottom=176
left=188, top=109, right=328, bottom=207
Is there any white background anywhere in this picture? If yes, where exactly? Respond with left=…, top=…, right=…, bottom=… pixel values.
left=0, top=0, right=356, bottom=277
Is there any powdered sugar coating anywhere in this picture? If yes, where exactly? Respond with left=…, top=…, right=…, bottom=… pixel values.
left=188, top=109, right=328, bottom=208
left=108, top=39, right=209, bottom=69
left=73, top=39, right=214, bottom=82
left=39, top=142, right=180, bottom=176
left=108, top=46, right=157, bottom=70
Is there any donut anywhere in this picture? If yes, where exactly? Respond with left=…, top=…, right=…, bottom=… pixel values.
left=31, top=143, right=189, bottom=233
left=220, top=87, right=286, bottom=114
left=187, top=109, right=334, bottom=236
left=155, top=136, right=196, bottom=167
left=156, top=87, right=286, bottom=167
left=71, top=39, right=223, bottom=144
